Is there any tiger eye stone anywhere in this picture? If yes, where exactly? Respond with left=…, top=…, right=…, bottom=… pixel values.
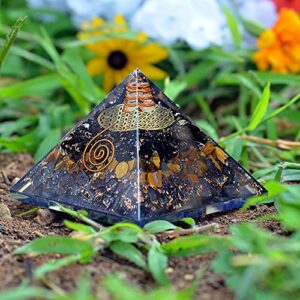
left=115, top=161, right=129, bottom=179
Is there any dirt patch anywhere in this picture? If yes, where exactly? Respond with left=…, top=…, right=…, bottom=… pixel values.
left=0, top=153, right=281, bottom=299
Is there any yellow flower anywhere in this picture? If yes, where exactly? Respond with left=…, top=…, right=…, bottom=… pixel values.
left=78, top=15, right=168, bottom=91
left=253, top=9, right=300, bottom=74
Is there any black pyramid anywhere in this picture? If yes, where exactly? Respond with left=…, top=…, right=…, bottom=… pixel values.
left=11, top=69, right=266, bottom=225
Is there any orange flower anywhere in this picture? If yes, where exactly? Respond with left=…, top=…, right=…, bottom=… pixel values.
left=253, top=9, right=300, bottom=73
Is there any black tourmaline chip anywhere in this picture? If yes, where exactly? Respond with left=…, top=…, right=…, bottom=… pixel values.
left=10, top=69, right=266, bottom=225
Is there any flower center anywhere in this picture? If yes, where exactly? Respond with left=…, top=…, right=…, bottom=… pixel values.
left=107, top=50, right=128, bottom=70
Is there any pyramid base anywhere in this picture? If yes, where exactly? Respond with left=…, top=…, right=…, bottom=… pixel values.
left=11, top=192, right=248, bottom=226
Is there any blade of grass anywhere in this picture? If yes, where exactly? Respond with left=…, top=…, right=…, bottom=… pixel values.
left=37, top=27, right=91, bottom=113
left=223, top=7, right=242, bottom=49
left=221, top=82, right=271, bottom=143
left=8, top=43, right=54, bottom=70
left=248, top=81, right=270, bottom=130
left=0, top=16, right=27, bottom=69
left=262, top=92, right=300, bottom=123
left=0, top=73, right=61, bottom=99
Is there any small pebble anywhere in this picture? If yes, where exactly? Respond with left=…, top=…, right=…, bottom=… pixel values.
left=184, top=274, right=194, bottom=281
left=0, top=204, right=11, bottom=220
left=0, top=223, right=5, bottom=233
left=166, top=267, right=174, bottom=274
left=35, top=208, right=56, bottom=226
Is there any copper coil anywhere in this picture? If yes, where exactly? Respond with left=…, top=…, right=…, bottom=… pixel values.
left=82, top=124, right=115, bottom=173
left=123, top=77, right=156, bottom=112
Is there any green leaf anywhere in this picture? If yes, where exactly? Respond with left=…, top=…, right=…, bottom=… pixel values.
left=69, top=276, right=97, bottom=300
left=225, top=137, right=243, bottom=161
left=196, top=96, right=218, bottom=130
left=0, top=116, right=38, bottom=138
left=148, top=245, right=169, bottom=285
left=215, top=73, right=261, bottom=98
left=34, top=254, right=80, bottom=279
left=206, top=47, right=245, bottom=63
left=149, top=284, right=197, bottom=300
left=101, top=227, right=139, bottom=243
left=52, top=204, right=103, bottom=230
left=62, top=48, right=105, bottom=103
left=0, top=286, right=51, bottom=300
left=102, top=276, right=143, bottom=300
left=243, top=180, right=286, bottom=209
left=0, top=74, right=61, bottom=99
left=103, top=275, right=196, bottom=300
left=144, top=220, right=178, bottom=234
left=37, top=27, right=90, bottom=113
left=7, top=43, right=54, bottom=70
left=251, top=71, right=300, bottom=86
left=223, top=7, right=242, bottom=49
left=162, top=235, right=227, bottom=256
left=230, top=223, right=277, bottom=252
left=221, top=81, right=271, bottom=143
left=242, top=18, right=265, bottom=36
left=0, top=16, right=27, bottom=69
left=110, top=241, right=147, bottom=270
left=262, top=92, right=300, bottom=123
left=34, top=128, right=61, bottom=161
left=248, top=81, right=271, bottom=130
left=108, top=222, right=143, bottom=232
left=183, top=60, right=218, bottom=87
left=101, top=222, right=142, bottom=243
left=64, top=220, right=96, bottom=234
left=164, top=77, right=187, bottom=100
left=181, top=218, right=196, bottom=228
left=14, top=236, right=95, bottom=262
left=0, top=130, right=41, bottom=153
left=195, top=120, right=219, bottom=141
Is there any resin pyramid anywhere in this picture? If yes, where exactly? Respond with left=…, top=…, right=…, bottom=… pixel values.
left=11, top=69, right=266, bottom=225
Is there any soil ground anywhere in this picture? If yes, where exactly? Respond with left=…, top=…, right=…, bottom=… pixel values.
left=0, top=153, right=283, bottom=299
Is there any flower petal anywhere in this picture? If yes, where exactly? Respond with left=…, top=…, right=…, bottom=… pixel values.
left=103, top=68, right=116, bottom=92
left=87, top=58, right=106, bottom=76
left=136, top=64, right=167, bottom=80
left=133, top=43, right=169, bottom=63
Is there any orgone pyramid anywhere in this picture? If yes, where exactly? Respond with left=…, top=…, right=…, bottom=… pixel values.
left=11, top=69, right=266, bottom=225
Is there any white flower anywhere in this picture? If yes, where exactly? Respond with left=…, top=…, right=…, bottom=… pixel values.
left=65, top=0, right=143, bottom=26
left=27, top=0, right=69, bottom=21
left=131, top=0, right=230, bottom=50
left=238, top=0, right=277, bottom=28
left=218, top=0, right=277, bottom=48
left=27, top=0, right=143, bottom=26
left=27, top=0, right=69, bottom=12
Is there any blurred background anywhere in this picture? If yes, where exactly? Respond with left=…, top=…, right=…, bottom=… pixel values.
left=0, top=0, right=299, bottom=178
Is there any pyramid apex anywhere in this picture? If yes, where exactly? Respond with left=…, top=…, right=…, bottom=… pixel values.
left=127, top=68, right=147, bottom=80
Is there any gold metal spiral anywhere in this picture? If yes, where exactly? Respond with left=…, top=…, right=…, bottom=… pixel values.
left=82, top=124, right=116, bottom=173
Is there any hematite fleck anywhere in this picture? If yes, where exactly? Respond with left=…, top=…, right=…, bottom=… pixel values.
left=10, top=69, right=266, bottom=225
